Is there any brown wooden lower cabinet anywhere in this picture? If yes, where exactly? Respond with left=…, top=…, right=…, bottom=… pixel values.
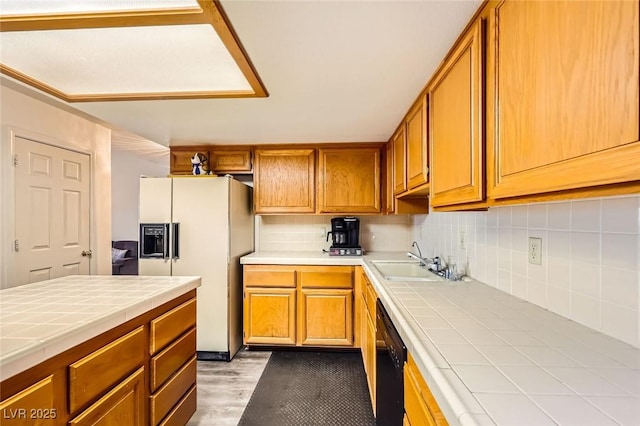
left=69, top=326, right=146, bottom=414
left=404, top=352, right=448, bottom=426
left=298, top=288, right=354, bottom=346
left=69, top=368, right=145, bottom=426
left=243, top=265, right=355, bottom=348
left=0, top=375, right=58, bottom=426
left=150, top=357, right=197, bottom=426
left=360, top=270, right=377, bottom=412
left=0, top=292, right=197, bottom=426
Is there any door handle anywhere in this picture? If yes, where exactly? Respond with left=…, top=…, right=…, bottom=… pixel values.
left=81, top=250, right=92, bottom=258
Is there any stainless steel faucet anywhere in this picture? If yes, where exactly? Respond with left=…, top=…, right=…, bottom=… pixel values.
left=411, top=241, right=422, bottom=258
left=407, top=241, right=441, bottom=272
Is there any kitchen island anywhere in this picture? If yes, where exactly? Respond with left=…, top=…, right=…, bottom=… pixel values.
left=0, top=275, right=200, bottom=425
left=241, top=251, right=640, bottom=425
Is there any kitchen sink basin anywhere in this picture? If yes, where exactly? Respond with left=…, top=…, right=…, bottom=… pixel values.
left=370, top=260, right=444, bottom=282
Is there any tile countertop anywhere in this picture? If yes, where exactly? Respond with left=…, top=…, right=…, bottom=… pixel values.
left=241, top=251, right=640, bottom=426
left=0, top=275, right=201, bottom=382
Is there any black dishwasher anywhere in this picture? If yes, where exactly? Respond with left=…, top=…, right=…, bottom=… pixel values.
left=376, top=299, right=406, bottom=426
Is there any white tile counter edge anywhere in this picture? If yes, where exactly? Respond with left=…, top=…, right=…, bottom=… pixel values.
left=0, top=275, right=201, bottom=382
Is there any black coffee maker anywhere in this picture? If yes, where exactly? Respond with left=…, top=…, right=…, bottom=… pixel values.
left=327, top=217, right=362, bottom=256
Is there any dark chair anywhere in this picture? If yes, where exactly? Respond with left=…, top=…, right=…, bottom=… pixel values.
left=112, top=240, right=139, bottom=275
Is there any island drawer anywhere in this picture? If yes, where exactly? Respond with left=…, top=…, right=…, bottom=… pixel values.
left=150, top=298, right=196, bottom=354
left=150, top=356, right=197, bottom=425
left=158, top=384, right=197, bottom=426
left=151, top=327, right=196, bottom=392
left=244, top=265, right=296, bottom=287
left=69, top=326, right=145, bottom=414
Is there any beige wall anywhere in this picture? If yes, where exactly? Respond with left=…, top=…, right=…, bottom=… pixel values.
left=257, top=214, right=411, bottom=252
left=0, top=82, right=112, bottom=287
left=111, top=149, right=169, bottom=241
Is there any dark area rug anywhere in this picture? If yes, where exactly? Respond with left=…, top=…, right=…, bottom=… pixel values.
left=238, top=350, right=376, bottom=426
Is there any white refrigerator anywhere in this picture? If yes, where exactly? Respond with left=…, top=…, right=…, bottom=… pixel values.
left=139, top=176, right=253, bottom=361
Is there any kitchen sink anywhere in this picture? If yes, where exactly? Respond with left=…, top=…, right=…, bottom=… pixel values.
left=370, top=260, right=444, bottom=282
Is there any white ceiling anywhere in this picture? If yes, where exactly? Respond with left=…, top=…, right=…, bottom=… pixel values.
left=9, top=0, right=483, bottom=147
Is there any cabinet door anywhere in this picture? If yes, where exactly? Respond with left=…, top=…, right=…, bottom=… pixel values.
left=244, top=288, right=296, bottom=345
left=430, top=19, right=484, bottom=207
left=170, top=149, right=209, bottom=175
left=210, top=149, right=252, bottom=174
left=298, top=288, right=354, bottom=346
left=404, top=353, right=448, bottom=426
left=317, top=148, right=381, bottom=213
left=366, top=309, right=376, bottom=410
left=0, top=376, right=57, bottom=426
left=254, top=149, right=315, bottom=213
left=384, top=141, right=395, bottom=213
left=392, top=126, right=407, bottom=195
left=360, top=293, right=369, bottom=371
left=490, top=0, right=640, bottom=198
left=406, top=95, right=429, bottom=190
left=69, top=368, right=145, bottom=426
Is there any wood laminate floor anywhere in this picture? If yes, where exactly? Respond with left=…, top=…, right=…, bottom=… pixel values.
left=187, top=348, right=271, bottom=426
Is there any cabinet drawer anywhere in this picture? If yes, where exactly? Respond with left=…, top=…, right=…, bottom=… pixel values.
left=0, top=375, right=56, bottom=426
left=69, top=368, right=145, bottom=426
left=298, top=266, right=354, bottom=289
left=150, top=356, right=197, bottom=426
left=69, top=326, right=145, bottom=414
left=151, top=328, right=196, bottom=392
left=244, top=265, right=296, bottom=287
left=150, top=298, right=196, bottom=354
left=158, top=384, right=197, bottom=426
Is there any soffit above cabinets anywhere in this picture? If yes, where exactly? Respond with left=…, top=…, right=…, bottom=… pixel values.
left=0, top=0, right=267, bottom=102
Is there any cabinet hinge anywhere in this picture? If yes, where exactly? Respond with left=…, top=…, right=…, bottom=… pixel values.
left=14, top=240, right=19, bottom=252
left=13, top=155, right=18, bottom=167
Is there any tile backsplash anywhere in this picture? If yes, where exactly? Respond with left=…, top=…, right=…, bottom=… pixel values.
left=412, top=195, right=640, bottom=348
left=256, top=214, right=411, bottom=253
left=254, top=195, right=639, bottom=348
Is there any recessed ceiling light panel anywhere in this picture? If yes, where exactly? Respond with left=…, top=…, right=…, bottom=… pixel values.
left=0, top=0, right=200, bottom=16
left=0, top=24, right=252, bottom=95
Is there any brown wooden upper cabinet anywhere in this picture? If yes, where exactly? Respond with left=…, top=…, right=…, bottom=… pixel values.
left=487, top=0, right=640, bottom=199
left=317, top=148, right=381, bottom=213
left=170, top=149, right=209, bottom=175
left=430, top=19, right=485, bottom=208
left=406, top=95, right=429, bottom=191
left=392, top=125, right=407, bottom=195
left=254, top=149, right=316, bottom=214
left=170, top=147, right=251, bottom=175
left=209, top=149, right=252, bottom=174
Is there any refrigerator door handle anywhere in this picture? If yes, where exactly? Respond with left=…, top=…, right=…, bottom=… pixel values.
left=172, top=223, right=180, bottom=259
left=163, top=223, right=170, bottom=259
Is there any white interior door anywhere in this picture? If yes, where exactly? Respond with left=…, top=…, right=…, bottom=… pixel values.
left=14, top=137, right=91, bottom=284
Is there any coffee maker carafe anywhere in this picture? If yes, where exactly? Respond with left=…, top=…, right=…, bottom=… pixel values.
left=327, top=217, right=362, bottom=256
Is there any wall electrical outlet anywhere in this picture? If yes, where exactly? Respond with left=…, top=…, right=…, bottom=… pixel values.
left=459, top=230, right=466, bottom=250
left=528, top=237, right=542, bottom=265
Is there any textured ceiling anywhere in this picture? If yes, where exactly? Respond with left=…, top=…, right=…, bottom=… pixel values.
left=8, top=0, right=483, bottom=148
